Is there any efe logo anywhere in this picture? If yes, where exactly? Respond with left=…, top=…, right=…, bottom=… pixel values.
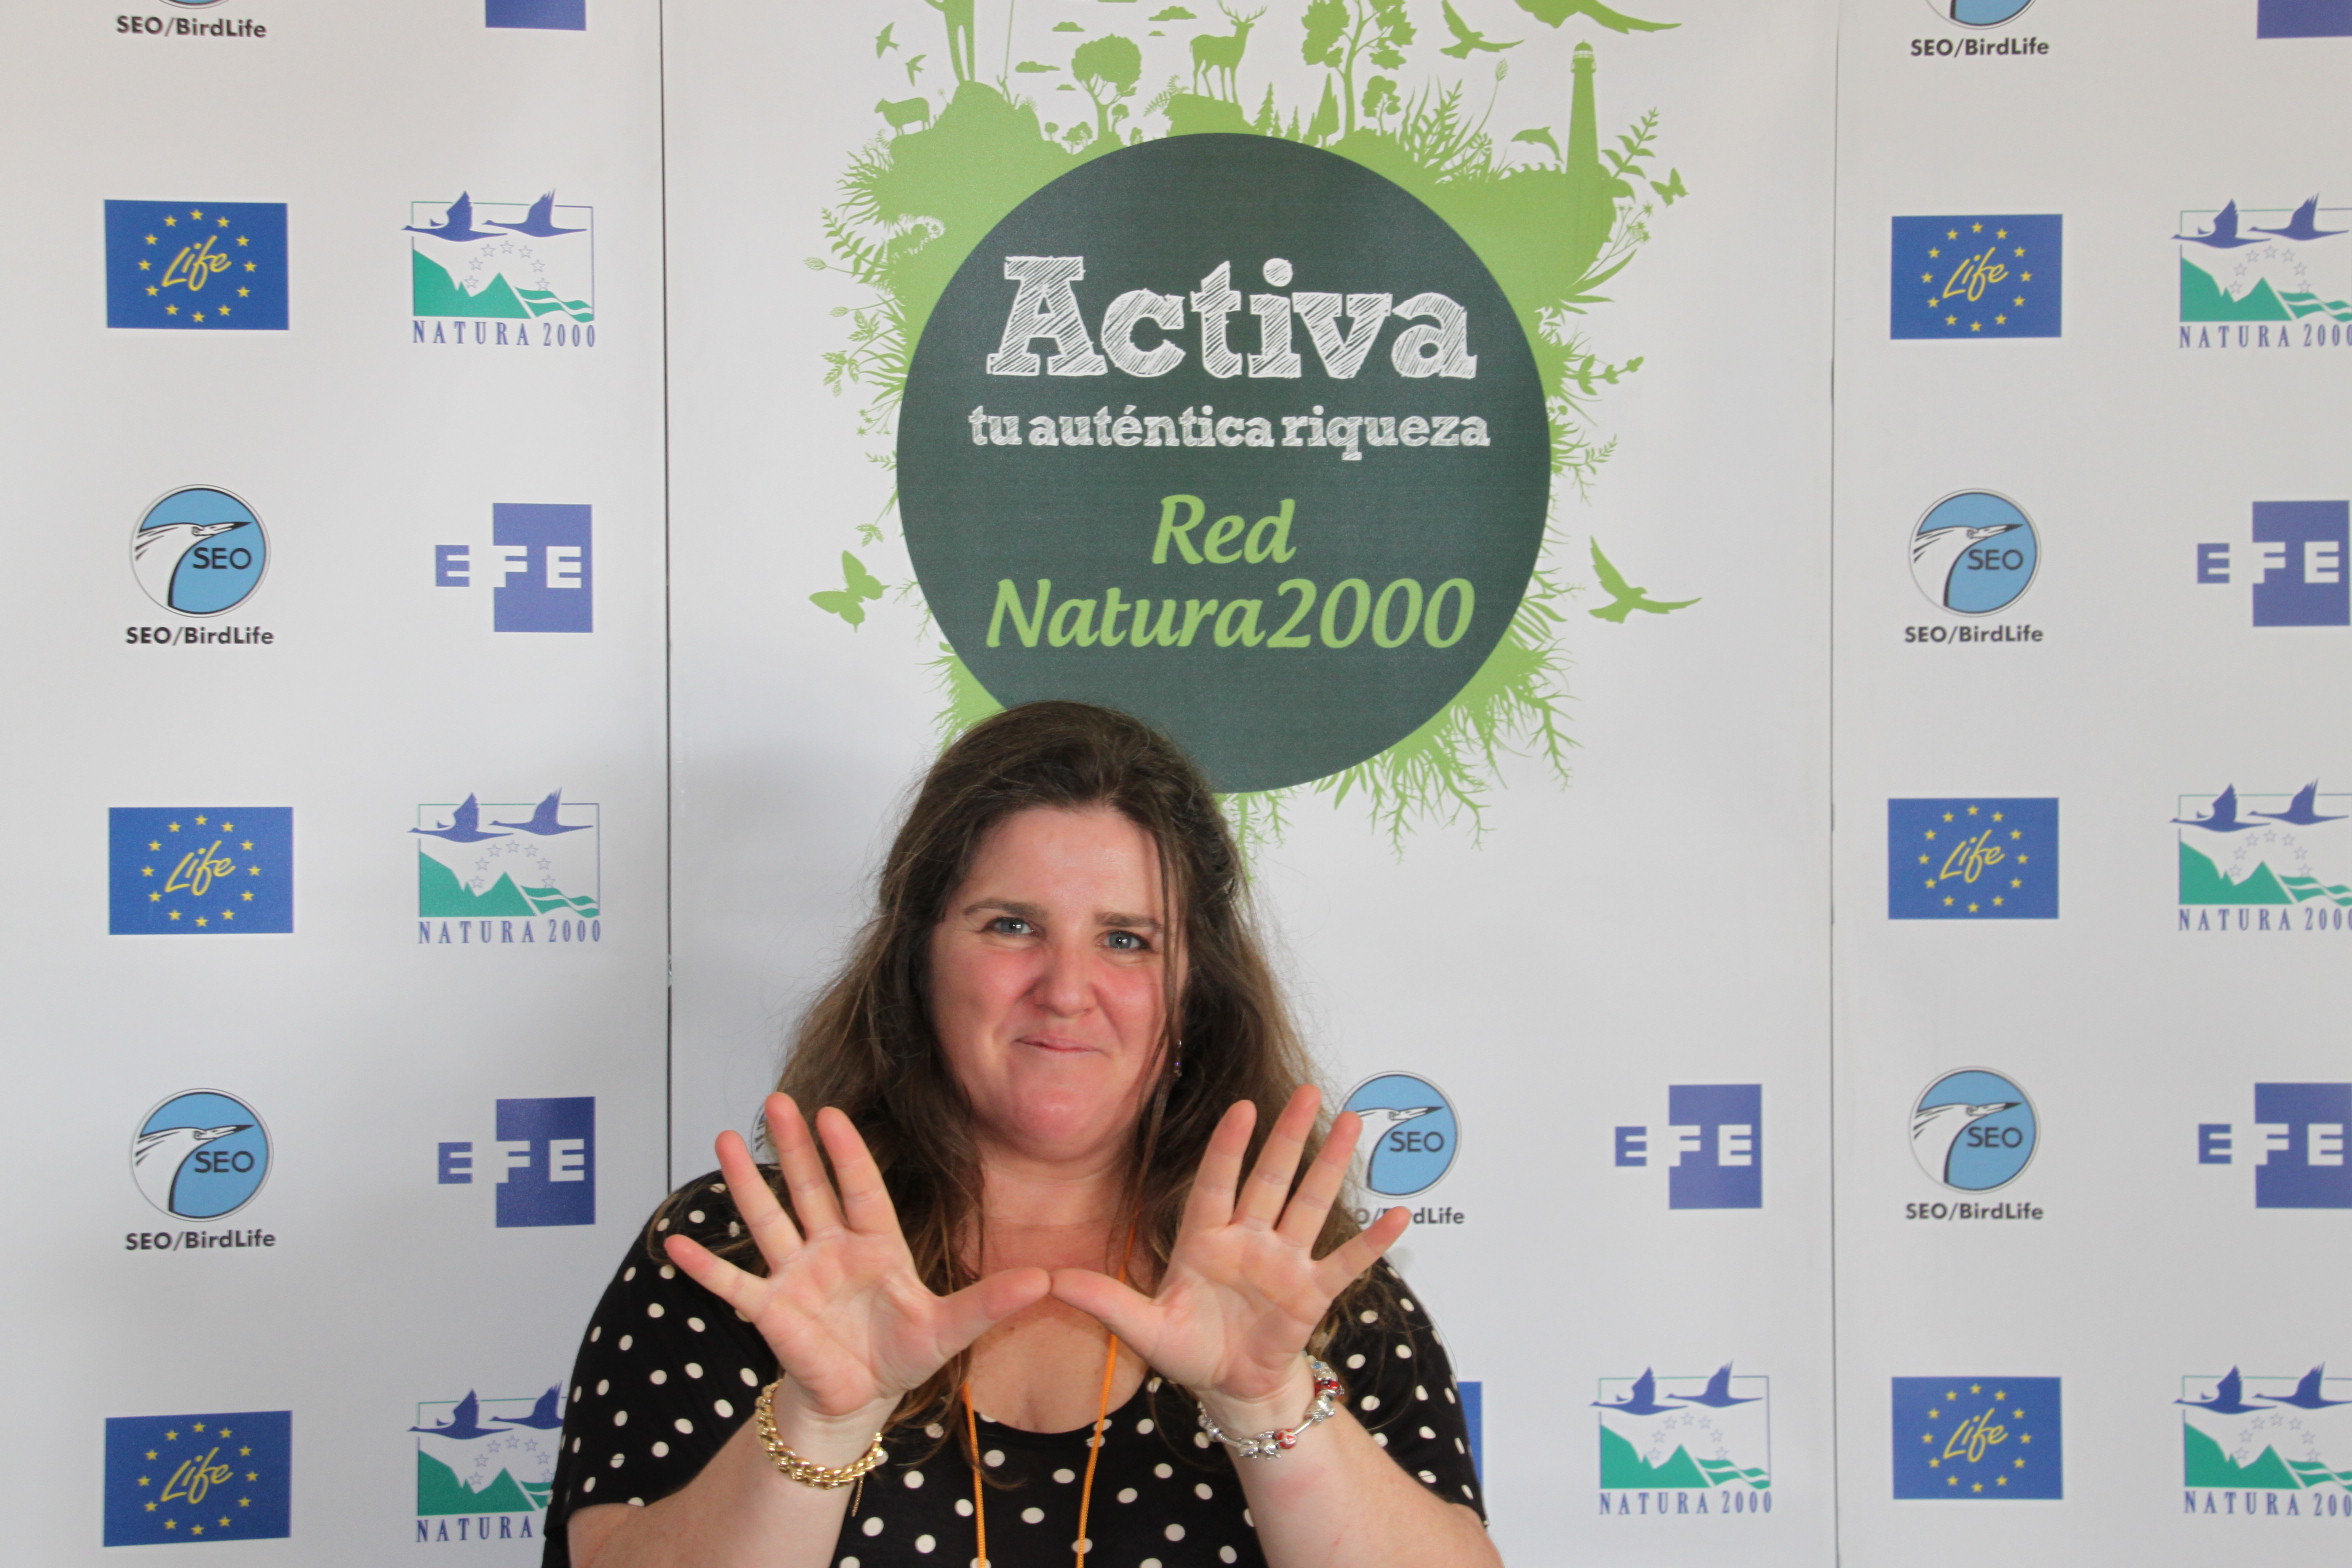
left=439, top=1097, right=596, bottom=1227
left=1615, top=1084, right=1762, bottom=1209
left=2196, top=502, right=2348, bottom=627
left=436, top=504, right=594, bottom=632
left=2199, top=1084, right=2352, bottom=1208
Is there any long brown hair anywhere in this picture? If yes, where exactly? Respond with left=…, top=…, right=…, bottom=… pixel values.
left=658, top=700, right=1376, bottom=1431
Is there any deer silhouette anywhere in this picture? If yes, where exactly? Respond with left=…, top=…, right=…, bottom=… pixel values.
left=1191, top=3, right=1265, bottom=102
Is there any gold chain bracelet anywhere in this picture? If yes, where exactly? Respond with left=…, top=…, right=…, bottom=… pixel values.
left=752, top=1379, right=887, bottom=1490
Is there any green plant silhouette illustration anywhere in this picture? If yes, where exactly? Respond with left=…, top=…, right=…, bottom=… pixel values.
left=809, top=3, right=1688, bottom=848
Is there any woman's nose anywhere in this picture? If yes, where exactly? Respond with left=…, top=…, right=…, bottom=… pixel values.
left=1030, top=938, right=1094, bottom=1016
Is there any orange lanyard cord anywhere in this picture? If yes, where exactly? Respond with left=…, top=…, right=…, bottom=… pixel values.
left=962, top=1383, right=989, bottom=1568
left=1072, top=1330, right=1121, bottom=1568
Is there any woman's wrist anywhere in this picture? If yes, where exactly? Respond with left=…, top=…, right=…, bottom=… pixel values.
left=760, top=1378, right=896, bottom=1466
left=1194, top=1357, right=1321, bottom=1439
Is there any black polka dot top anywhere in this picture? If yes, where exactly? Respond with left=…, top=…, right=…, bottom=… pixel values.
left=541, top=1173, right=1484, bottom=1567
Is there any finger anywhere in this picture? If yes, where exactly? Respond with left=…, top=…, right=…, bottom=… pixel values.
left=1180, top=1100, right=1257, bottom=1233
left=1047, top=1268, right=1162, bottom=1352
left=1313, top=1204, right=1411, bottom=1297
left=814, top=1105, right=904, bottom=1238
left=1233, top=1084, right=1321, bottom=1230
left=715, top=1123, right=801, bottom=1270
left=769, top=1093, right=846, bottom=1236
left=930, top=1267, right=1054, bottom=1356
left=662, top=1232, right=772, bottom=1317
left=1275, top=1109, right=1359, bottom=1246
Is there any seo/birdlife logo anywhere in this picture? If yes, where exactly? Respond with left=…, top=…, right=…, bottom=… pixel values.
left=2196, top=503, right=2349, bottom=628
left=1905, top=491, right=2041, bottom=646
left=435, top=504, right=593, bottom=633
left=439, top=1097, right=596, bottom=1228
left=2199, top=1084, right=2352, bottom=1209
left=126, top=487, right=277, bottom=648
left=1341, top=1072, right=1462, bottom=1224
left=1614, top=1085, right=1762, bottom=1210
left=128, top=1091, right=276, bottom=1255
left=1906, top=1070, right=2043, bottom=1223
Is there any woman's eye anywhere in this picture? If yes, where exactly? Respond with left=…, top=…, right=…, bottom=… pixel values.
left=987, top=916, right=1035, bottom=936
left=1104, top=930, right=1148, bottom=952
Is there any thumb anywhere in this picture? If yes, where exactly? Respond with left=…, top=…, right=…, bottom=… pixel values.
left=931, top=1266, right=1052, bottom=1355
left=1049, top=1268, right=1159, bottom=1346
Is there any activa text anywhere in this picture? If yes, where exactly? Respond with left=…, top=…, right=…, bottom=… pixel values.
left=986, top=257, right=1476, bottom=380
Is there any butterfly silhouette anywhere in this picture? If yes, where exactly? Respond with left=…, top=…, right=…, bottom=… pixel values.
left=810, top=551, right=887, bottom=626
left=1650, top=168, right=1687, bottom=206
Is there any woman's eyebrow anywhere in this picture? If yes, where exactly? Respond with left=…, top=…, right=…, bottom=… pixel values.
left=961, top=897, right=1045, bottom=920
left=1097, top=911, right=1161, bottom=931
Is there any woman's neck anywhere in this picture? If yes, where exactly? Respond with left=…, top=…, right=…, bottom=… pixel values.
left=973, top=1142, right=1128, bottom=1273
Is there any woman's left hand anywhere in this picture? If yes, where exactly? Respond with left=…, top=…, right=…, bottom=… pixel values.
left=1048, top=1085, right=1411, bottom=1431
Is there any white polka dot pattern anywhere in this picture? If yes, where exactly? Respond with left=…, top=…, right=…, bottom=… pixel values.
left=541, top=1180, right=1484, bottom=1568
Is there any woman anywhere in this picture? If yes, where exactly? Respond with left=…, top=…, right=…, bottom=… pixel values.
left=548, top=702, right=1497, bottom=1568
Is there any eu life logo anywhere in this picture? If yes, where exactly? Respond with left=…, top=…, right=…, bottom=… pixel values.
left=2197, top=503, right=2348, bottom=627
left=2200, top=1084, right=2352, bottom=1208
left=436, top=504, right=593, bottom=632
left=1615, top=1085, right=1762, bottom=1209
left=439, top=1097, right=596, bottom=1227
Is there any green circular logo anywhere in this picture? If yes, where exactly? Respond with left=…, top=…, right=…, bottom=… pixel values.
left=900, top=134, right=1549, bottom=792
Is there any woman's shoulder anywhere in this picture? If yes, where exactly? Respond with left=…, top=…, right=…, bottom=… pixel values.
left=644, top=1167, right=756, bottom=1251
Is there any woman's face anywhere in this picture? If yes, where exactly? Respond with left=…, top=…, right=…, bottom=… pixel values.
left=928, top=804, right=1176, bottom=1171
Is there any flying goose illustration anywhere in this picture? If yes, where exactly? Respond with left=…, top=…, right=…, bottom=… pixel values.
left=2250, top=782, right=2346, bottom=827
left=1910, top=1097, right=2020, bottom=1186
left=1593, top=1369, right=1677, bottom=1416
left=2174, top=201, right=2267, bottom=249
left=2257, top=1365, right=2352, bottom=1411
left=2250, top=197, right=2347, bottom=243
left=132, top=1122, right=249, bottom=1214
left=1670, top=1364, right=1761, bottom=1409
left=132, top=520, right=247, bottom=608
left=412, top=795, right=509, bottom=843
left=489, top=790, right=593, bottom=836
left=404, top=193, right=503, bottom=243
left=487, top=192, right=586, bottom=239
left=410, top=1392, right=500, bottom=1440
left=494, top=1388, right=569, bottom=1430
left=2179, top=1369, right=2264, bottom=1415
left=2173, top=786, right=2263, bottom=833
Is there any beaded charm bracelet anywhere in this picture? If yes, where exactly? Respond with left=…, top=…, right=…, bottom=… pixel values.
left=1195, top=1358, right=1343, bottom=1459
left=751, top=1379, right=888, bottom=1490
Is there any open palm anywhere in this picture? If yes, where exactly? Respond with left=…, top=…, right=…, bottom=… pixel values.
left=1052, top=1087, right=1410, bottom=1413
left=663, top=1095, right=1047, bottom=1425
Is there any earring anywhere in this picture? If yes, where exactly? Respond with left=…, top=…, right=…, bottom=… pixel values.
left=1171, top=1041, right=1186, bottom=1079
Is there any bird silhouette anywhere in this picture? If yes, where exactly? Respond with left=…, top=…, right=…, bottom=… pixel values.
left=1670, top=1364, right=1761, bottom=1409
left=494, top=1388, right=569, bottom=1430
left=404, top=194, right=504, bottom=243
left=413, top=796, right=509, bottom=844
left=411, top=1392, right=501, bottom=1440
left=1440, top=1, right=1521, bottom=56
left=487, top=192, right=586, bottom=239
left=1349, top=1104, right=1441, bottom=1178
left=2250, top=197, right=2347, bottom=243
left=2174, top=202, right=2267, bottom=249
left=1910, top=1098, right=2018, bottom=1185
left=2178, top=1368, right=2264, bottom=1415
left=1594, top=1369, right=1678, bottom=1415
left=905, top=53, right=928, bottom=84
left=490, top=790, right=593, bottom=836
left=875, top=22, right=897, bottom=54
left=2257, top=1366, right=2352, bottom=1411
left=2251, top=782, right=2347, bottom=827
left=2173, top=786, right=2263, bottom=833
left=1911, top=521, right=2021, bottom=611
left=132, top=520, right=247, bottom=608
left=132, top=1123, right=249, bottom=1214
left=1513, top=0, right=1677, bottom=32
left=1589, top=538, right=1699, bottom=622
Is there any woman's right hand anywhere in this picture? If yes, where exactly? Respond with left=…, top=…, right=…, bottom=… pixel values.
left=663, top=1094, right=1048, bottom=1448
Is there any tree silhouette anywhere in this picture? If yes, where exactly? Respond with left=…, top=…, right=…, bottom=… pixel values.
left=1073, top=34, right=1143, bottom=145
left=1301, top=0, right=1414, bottom=137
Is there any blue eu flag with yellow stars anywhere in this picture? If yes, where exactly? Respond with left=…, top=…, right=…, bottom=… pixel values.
left=104, top=1410, right=292, bottom=1545
left=109, top=807, right=294, bottom=934
left=1892, top=1378, right=2061, bottom=1499
left=1890, top=215, right=2062, bottom=339
left=1888, top=798, right=2059, bottom=919
left=105, top=201, right=288, bottom=331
